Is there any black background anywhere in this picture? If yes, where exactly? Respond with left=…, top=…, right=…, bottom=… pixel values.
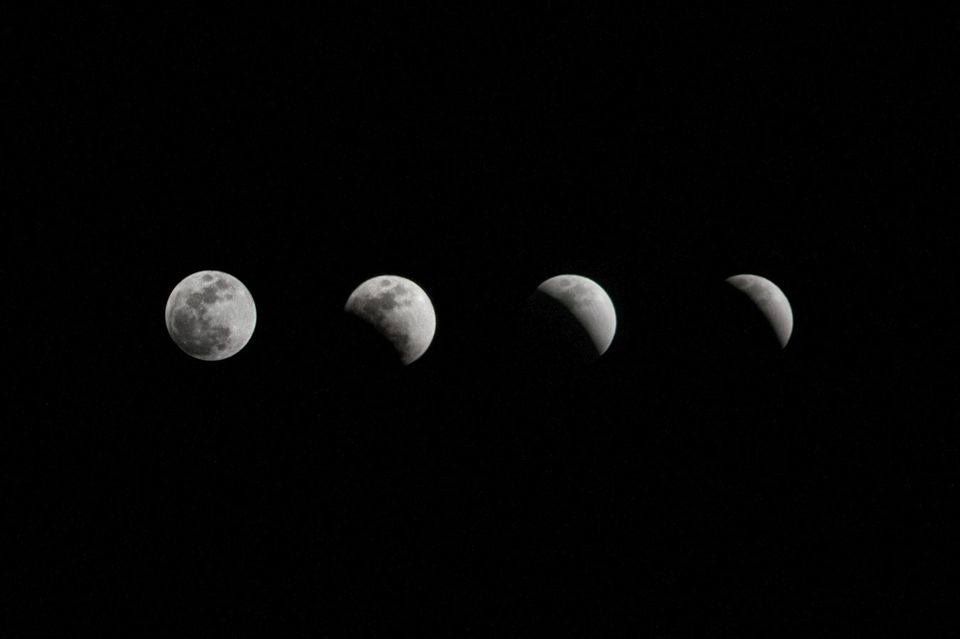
left=6, top=5, right=957, bottom=635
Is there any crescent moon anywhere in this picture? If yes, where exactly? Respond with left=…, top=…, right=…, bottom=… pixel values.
left=344, top=275, right=437, bottom=365
left=537, top=274, right=617, bottom=355
left=725, top=274, right=793, bottom=348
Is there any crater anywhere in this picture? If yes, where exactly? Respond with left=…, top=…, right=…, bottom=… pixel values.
left=185, top=292, right=208, bottom=312
left=365, top=292, right=397, bottom=313
left=200, top=286, right=220, bottom=304
left=172, top=309, right=199, bottom=337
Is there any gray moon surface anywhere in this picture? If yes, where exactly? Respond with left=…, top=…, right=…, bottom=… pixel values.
left=344, top=275, right=436, bottom=365
left=725, top=273, right=793, bottom=348
left=537, top=274, right=617, bottom=355
left=165, top=270, right=257, bottom=361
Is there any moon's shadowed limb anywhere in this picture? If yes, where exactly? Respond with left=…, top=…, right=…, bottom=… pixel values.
left=337, top=310, right=406, bottom=374
left=355, top=290, right=413, bottom=354
left=694, top=281, right=788, bottom=389
left=518, top=289, right=600, bottom=376
left=635, top=278, right=789, bottom=436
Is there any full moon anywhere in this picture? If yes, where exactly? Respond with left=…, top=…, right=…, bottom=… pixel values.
left=725, top=273, right=793, bottom=348
left=165, top=270, right=257, bottom=361
left=537, top=274, right=617, bottom=355
left=344, top=275, right=436, bottom=365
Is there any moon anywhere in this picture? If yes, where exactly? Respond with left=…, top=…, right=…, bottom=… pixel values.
left=165, top=270, right=257, bottom=361
left=344, top=275, right=436, bottom=365
left=725, top=274, right=793, bottom=348
left=536, top=274, right=617, bottom=356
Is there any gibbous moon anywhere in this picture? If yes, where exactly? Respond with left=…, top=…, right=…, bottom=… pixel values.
left=165, top=270, right=257, bottom=361
left=344, top=275, right=436, bottom=365
left=725, top=274, right=793, bottom=348
left=537, top=274, right=617, bottom=355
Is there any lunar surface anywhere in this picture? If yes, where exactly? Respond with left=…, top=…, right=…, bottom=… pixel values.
left=725, top=274, right=793, bottom=348
left=537, top=274, right=617, bottom=355
left=344, top=275, right=436, bottom=365
left=165, top=270, right=257, bottom=361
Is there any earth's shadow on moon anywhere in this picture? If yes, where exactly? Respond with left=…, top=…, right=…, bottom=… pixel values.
left=514, top=289, right=601, bottom=382
left=333, top=311, right=408, bottom=380
left=671, top=279, right=791, bottom=418
left=692, top=283, right=783, bottom=373
left=715, top=281, right=787, bottom=357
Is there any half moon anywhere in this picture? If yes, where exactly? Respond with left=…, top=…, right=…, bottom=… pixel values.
left=725, top=274, right=793, bottom=348
left=537, top=274, right=617, bottom=355
left=344, top=275, right=437, bottom=365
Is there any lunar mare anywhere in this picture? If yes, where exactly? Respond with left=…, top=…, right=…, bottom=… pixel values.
left=725, top=274, right=793, bottom=348
left=344, top=275, right=436, bottom=365
left=165, top=270, right=257, bottom=361
left=537, top=274, right=617, bottom=355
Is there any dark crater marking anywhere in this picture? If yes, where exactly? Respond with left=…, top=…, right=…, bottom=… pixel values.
left=170, top=308, right=232, bottom=357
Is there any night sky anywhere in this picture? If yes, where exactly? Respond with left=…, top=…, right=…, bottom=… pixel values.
left=8, top=6, right=956, bottom=635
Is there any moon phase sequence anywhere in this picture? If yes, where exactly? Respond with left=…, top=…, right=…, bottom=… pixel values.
left=725, top=274, right=793, bottom=348
left=537, top=274, right=617, bottom=356
left=163, top=270, right=794, bottom=363
left=166, top=270, right=257, bottom=361
left=345, top=275, right=437, bottom=365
